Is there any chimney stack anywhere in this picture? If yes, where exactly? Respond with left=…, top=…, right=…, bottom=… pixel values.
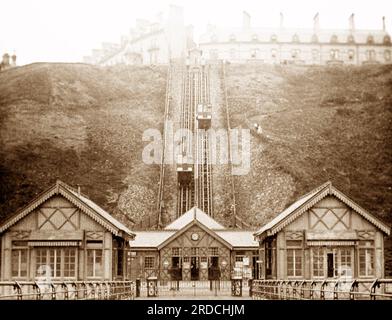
left=280, top=12, right=284, bottom=29
left=382, top=16, right=386, bottom=31
left=313, top=12, right=320, bottom=32
left=243, top=11, right=251, bottom=29
left=349, top=13, right=355, bottom=31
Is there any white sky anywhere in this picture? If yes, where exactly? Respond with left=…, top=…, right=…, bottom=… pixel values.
left=1, top=0, right=391, bottom=65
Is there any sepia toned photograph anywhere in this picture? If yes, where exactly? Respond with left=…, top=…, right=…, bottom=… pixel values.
left=0, top=0, right=391, bottom=307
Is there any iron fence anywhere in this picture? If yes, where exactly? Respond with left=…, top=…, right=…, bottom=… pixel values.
left=251, top=279, right=392, bottom=300
left=0, top=281, right=135, bottom=300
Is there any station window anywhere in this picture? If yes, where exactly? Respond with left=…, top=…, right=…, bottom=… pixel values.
left=87, top=249, right=102, bottom=278
left=347, top=35, right=355, bottom=44
left=311, top=34, right=318, bottom=43
left=384, top=35, right=391, bottom=45
left=191, top=247, right=199, bottom=256
left=210, top=34, right=218, bottom=42
left=235, top=255, right=244, bottom=262
left=144, top=256, right=155, bottom=269
left=200, top=256, right=208, bottom=263
left=312, top=248, right=324, bottom=277
left=270, top=34, right=277, bottom=42
left=229, top=34, right=236, bottom=42
left=209, top=247, right=219, bottom=256
left=172, top=247, right=181, bottom=256
left=12, top=248, right=28, bottom=278
left=286, top=240, right=302, bottom=277
left=359, top=241, right=374, bottom=277
left=35, top=248, right=77, bottom=279
left=252, top=34, right=258, bottom=41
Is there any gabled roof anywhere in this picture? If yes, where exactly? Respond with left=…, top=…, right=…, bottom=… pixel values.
left=129, top=207, right=257, bottom=249
left=164, top=207, right=225, bottom=230
left=131, top=231, right=175, bottom=248
left=254, top=181, right=391, bottom=238
left=215, top=230, right=258, bottom=248
left=0, top=180, right=135, bottom=239
left=158, top=219, right=233, bottom=250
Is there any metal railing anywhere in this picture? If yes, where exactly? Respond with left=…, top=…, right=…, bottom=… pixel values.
left=0, top=281, right=135, bottom=300
left=251, top=279, right=392, bottom=300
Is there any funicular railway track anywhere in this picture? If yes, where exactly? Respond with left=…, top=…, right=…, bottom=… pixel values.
left=176, top=62, right=213, bottom=217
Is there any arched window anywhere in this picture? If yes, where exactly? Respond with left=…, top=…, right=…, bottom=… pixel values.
left=252, top=34, right=258, bottom=42
left=229, top=34, right=236, bottom=42
left=330, top=49, right=339, bottom=60
left=311, top=34, right=318, bottom=43
left=366, top=49, right=376, bottom=61
left=291, top=49, right=300, bottom=59
left=367, top=35, right=375, bottom=45
left=330, top=35, right=338, bottom=43
left=270, top=34, right=277, bottom=42
left=348, top=50, right=355, bottom=61
left=347, top=35, right=355, bottom=44
left=292, top=34, right=299, bottom=43
left=383, top=35, right=391, bottom=45
left=384, top=50, right=391, bottom=61
left=312, top=49, right=319, bottom=61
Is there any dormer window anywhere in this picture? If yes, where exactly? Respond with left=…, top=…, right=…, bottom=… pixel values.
left=367, top=35, right=375, bottom=45
left=229, top=34, right=236, bottom=42
left=270, top=34, right=277, bottom=42
left=347, top=35, right=355, bottom=44
left=330, top=35, right=338, bottom=44
left=383, top=35, right=391, bottom=45
left=311, top=34, right=318, bottom=43
left=292, top=34, right=299, bottom=43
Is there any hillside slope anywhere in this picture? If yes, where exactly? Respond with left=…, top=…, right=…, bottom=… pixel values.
left=225, top=63, right=392, bottom=275
left=0, top=63, right=167, bottom=225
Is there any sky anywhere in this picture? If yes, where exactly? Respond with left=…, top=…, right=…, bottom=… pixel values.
left=1, top=0, right=391, bottom=65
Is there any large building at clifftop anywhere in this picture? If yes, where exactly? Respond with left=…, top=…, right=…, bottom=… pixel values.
left=199, top=12, right=391, bottom=65
left=84, top=9, right=391, bottom=66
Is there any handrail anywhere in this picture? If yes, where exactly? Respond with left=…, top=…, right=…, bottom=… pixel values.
left=0, top=280, right=135, bottom=300
left=251, top=279, right=392, bottom=300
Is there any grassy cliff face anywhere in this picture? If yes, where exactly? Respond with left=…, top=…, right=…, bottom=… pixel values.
left=225, top=63, right=392, bottom=275
left=0, top=63, right=167, bottom=225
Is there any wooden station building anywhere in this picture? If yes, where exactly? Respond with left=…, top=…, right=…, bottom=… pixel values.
left=129, top=207, right=259, bottom=281
left=254, top=182, right=391, bottom=280
left=0, top=180, right=135, bottom=282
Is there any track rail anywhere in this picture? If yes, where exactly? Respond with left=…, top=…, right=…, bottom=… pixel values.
left=156, top=64, right=172, bottom=228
